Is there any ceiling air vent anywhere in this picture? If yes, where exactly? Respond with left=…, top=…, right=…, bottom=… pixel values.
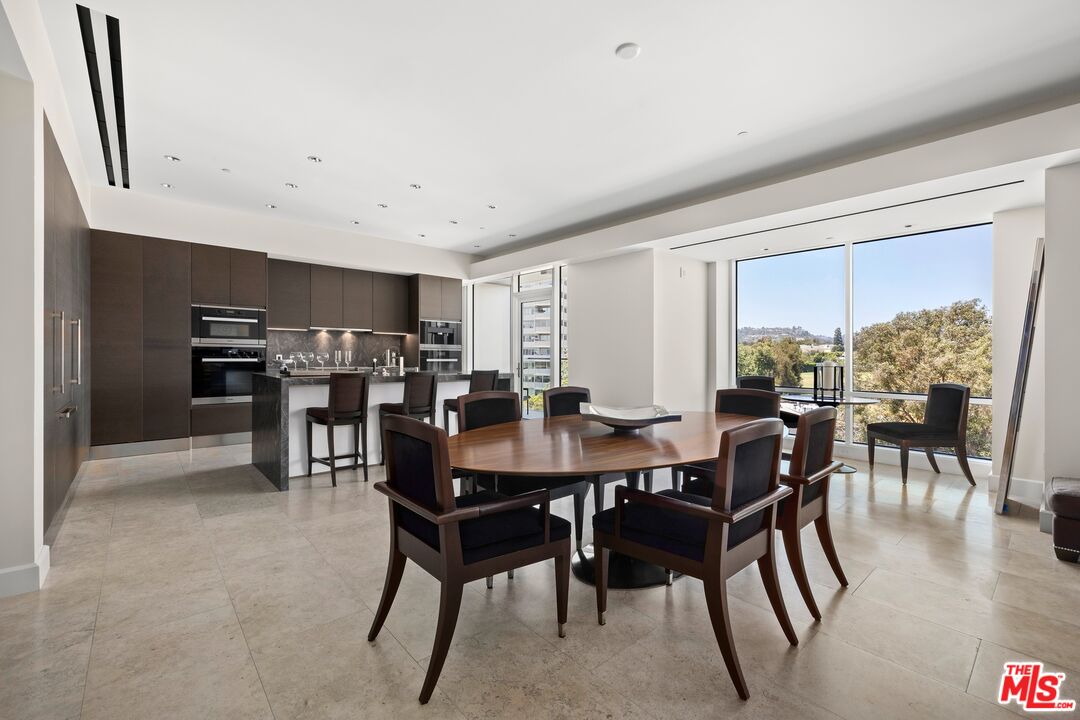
left=76, top=5, right=128, bottom=188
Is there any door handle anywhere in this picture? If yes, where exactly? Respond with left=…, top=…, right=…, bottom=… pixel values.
left=52, top=310, right=65, bottom=394
left=70, top=317, right=83, bottom=385
left=57, top=406, right=75, bottom=419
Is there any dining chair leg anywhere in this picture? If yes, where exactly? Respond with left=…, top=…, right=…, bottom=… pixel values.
left=758, top=547, right=799, bottom=646
left=924, top=447, right=941, bottom=474
left=486, top=576, right=493, bottom=589
left=899, top=442, right=910, bottom=484
left=594, top=544, right=609, bottom=625
left=367, top=548, right=406, bottom=641
left=813, top=513, right=848, bottom=586
left=955, top=444, right=977, bottom=486
left=555, top=549, right=569, bottom=638
left=326, top=424, right=337, bottom=487
left=867, top=436, right=876, bottom=468
left=306, top=420, right=314, bottom=477
left=418, top=580, right=464, bottom=705
left=781, top=523, right=821, bottom=621
left=703, top=574, right=749, bottom=700
left=572, top=488, right=585, bottom=551
left=360, top=419, right=369, bottom=482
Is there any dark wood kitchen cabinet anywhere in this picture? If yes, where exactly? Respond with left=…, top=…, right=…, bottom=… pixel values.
left=229, top=249, right=267, bottom=308
left=142, top=237, right=191, bottom=441
left=90, top=231, right=144, bottom=446
left=372, top=272, right=410, bottom=333
left=190, top=243, right=230, bottom=306
left=309, top=264, right=344, bottom=328
left=413, top=274, right=463, bottom=322
left=191, top=243, right=267, bottom=308
left=417, top=274, right=442, bottom=320
left=191, top=403, right=252, bottom=436
left=342, top=268, right=374, bottom=330
left=267, top=259, right=310, bottom=329
left=441, top=277, right=463, bottom=321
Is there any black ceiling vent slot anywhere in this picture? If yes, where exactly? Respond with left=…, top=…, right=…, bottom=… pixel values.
left=670, top=179, right=1024, bottom=251
left=76, top=5, right=129, bottom=188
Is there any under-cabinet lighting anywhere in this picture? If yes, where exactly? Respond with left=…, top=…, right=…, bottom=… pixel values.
left=268, top=327, right=310, bottom=332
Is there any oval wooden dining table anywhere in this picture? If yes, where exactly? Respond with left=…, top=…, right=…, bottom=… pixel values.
left=446, top=410, right=762, bottom=588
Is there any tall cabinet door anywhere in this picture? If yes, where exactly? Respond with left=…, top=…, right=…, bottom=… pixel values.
left=342, top=269, right=373, bottom=330
left=90, top=231, right=144, bottom=445
left=267, top=259, right=311, bottom=330
left=310, top=264, right=344, bottom=328
left=229, top=249, right=266, bottom=308
left=191, top=243, right=230, bottom=305
left=143, top=237, right=191, bottom=440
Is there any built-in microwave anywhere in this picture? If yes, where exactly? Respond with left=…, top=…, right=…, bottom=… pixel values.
left=191, top=305, right=266, bottom=346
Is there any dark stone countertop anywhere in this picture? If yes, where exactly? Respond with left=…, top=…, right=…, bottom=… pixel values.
left=253, top=370, right=511, bottom=388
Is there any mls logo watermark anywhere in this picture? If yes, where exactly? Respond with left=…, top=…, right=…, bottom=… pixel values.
left=999, top=662, right=1076, bottom=712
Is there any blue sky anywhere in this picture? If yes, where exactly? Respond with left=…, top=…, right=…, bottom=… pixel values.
left=736, top=224, right=993, bottom=336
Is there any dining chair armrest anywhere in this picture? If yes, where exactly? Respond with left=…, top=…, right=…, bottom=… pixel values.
left=717, top=485, right=793, bottom=523
left=473, top=488, right=551, bottom=517
left=781, top=460, right=844, bottom=486
left=374, top=481, right=481, bottom=525
left=614, top=486, right=720, bottom=522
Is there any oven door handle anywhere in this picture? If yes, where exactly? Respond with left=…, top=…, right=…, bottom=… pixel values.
left=200, top=358, right=263, bottom=363
left=201, top=316, right=259, bottom=323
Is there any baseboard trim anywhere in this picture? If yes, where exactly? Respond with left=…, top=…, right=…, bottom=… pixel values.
left=0, top=545, right=49, bottom=599
left=90, top=437, right=191, bottom=460
left=832, top=443, right=992, bottom=480
left=191, top=431, right=251, bottom=449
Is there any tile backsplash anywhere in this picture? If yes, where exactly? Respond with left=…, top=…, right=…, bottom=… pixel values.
left=267, top=330, right=405, bottom=369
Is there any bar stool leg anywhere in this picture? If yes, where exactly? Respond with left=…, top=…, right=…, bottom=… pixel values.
left=360, top=418, right=369, bottom=482
left=327, top=423, right=337, bottom=487
left=306, top=419, right=314, bottom=477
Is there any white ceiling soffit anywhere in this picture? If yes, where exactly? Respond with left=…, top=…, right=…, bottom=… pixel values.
left=38, top=0, right=1080, bottom=254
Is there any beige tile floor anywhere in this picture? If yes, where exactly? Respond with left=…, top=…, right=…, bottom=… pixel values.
left=4, top=445, right=1079, bottom=719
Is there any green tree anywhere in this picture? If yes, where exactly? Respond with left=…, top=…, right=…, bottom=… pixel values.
left=832, top=327, right=844, bottom=353
left=736, top=337, right=801, bottom=387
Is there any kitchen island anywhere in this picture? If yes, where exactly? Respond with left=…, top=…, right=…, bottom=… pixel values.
left=251, top=370, right=511, bottom=490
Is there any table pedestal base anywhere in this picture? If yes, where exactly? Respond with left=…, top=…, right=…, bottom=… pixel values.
left=571, top=544, right=678, bottom=588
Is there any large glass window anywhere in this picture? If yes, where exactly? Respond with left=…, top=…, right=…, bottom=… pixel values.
left=736, top=246, right=845, bottom=389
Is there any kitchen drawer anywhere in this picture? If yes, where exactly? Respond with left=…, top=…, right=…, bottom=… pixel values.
left=191, top=402, right=252, bottom=436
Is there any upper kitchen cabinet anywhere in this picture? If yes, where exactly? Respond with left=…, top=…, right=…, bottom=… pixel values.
left=413, top=274, right=463, bottom=322
left=229, top=249, right=267, bottom=308
left=191, top=243, right=267, bottom=308
left=342, top=268, right=374, bottom=330
left=372, top=272, right=410, bottom=333
left=309, top=264, right=344, bottom=329
left=267, top=259, right=310, bottom=330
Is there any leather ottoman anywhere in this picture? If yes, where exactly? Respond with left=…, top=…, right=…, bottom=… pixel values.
left=1045, top=477, right=1080, bottom=562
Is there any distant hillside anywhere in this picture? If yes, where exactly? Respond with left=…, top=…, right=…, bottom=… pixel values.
left=737, top=326, right=832, bottom=344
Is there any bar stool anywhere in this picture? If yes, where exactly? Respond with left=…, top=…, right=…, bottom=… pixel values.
left=443, top=369, right=499, bottom=433
left=378, top=370, right=439, bottom=464
left=306, top=372, right=369, bottom=486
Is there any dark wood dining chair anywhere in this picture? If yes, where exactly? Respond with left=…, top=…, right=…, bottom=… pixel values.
left=866, top=382, right=976, bottom=486
left=458, top=391, right=591, bottom=558
left=368, top=415, right=571, bottom=704
left=777, top=406, right=846, bottom=620
left=672, top=388, right=780, bottom=493
left=592, top=418, right=797, bottom=700
left=377, top=370, right=439, bottom=464
left=443, top=369, right=500, bottom=433
left=541, top=386, right=647, bottom=513
left=305, top=372, right=369, bottom=486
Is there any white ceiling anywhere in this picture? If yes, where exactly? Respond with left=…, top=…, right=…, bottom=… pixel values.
left=39, top=0, right=1080, bottom=255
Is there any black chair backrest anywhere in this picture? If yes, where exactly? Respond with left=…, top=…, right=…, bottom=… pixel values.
left=544, top=386, right=591, bottom=417
left=382, top=414, right=455, bottom=516
left=924, top=383, right=970, bottom=433
left=328, top=372, right=368, bottom=418
left=711, top=418, right=784, bottom=546
left=789, top=406, right=836, bottom=478
left=736, top=375, right=776, bottom=392
left=403, top=371, right=439, bottom=414
left=468, top=370, right=500, bottom=393
left=715, top=388, right=780, bottom=419
left=458, top=391, right=521, bottom=431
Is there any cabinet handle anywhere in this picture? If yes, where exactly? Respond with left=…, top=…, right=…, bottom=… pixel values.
left=52, top=310, right=65, bottom=394
left=70, top=317, right=83, bottom=385
left=57, top=406, right=75, bottom=420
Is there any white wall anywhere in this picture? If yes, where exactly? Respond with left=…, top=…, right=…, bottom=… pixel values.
left=991, top=207, right=1045, bottom=492
left=1044, top=163, right=1080, bottom=485
left=653, top=251, right=709, bottom=411
left=91, top=188, right=474, bottom=278
left=567, top=251, right=655, bottom=406
left=710, top=261, right=733, bottom=397
left=472, top=281, right=512, bottom=373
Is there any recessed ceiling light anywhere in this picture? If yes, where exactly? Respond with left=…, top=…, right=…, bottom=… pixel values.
left=615, top=42, right=641, bottom=60
left=508, top=233, right=517, bottom=238
left=163, top=155, right=181, bottom=162
left=220, top=167, right=231, bottom=173
left=737, top=131, right=749, bottom=137
left=473, top=243, right=481, bottom=248
left=479, top=226, right=486, bottom=230
left=160, top=182, right=173, bottom=189
left=265, top=203, right=277, bottom=209
left=487, top=204, right=497, bottom=210
left=418, top=233, right=426, bottom=238
left=377, top=203, right=388, bottom=208
left=449, top=220, right=458, bottom=225
left=285, top=182, right=298, bottom=189
left=826, top=236, right=835, bottom=240
left=409, top=183, right=422, bottom=190
left=307, top=155, right=322, bottom=163
left=761, top=247, right=769, bottom=252
left=351, top=220, right=361, bottom=225
left=904, top=224, right=914, bottom=228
